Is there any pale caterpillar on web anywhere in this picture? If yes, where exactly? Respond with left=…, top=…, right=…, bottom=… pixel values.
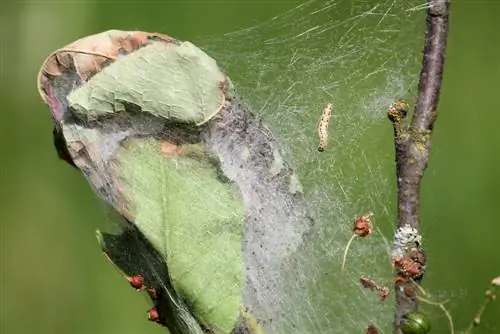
left=317, top=103, right=333, bottom=152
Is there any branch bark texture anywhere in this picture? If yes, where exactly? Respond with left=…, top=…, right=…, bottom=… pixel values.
left=390, top=1, right=450, bottom=333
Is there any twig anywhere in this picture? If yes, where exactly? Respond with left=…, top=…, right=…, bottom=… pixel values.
left=465, top=282, right=498, bottom=333
left=388, top=1, right=450, bottom=333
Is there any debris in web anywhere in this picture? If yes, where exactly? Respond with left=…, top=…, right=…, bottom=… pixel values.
left=341, top=212, right=374, bottom=274
left=366, top=324, right=379, bottom=334
left=359, top=275, right=390, bottom=302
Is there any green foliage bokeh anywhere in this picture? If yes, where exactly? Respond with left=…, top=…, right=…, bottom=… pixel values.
left=1, top=1, right=499, bottom=333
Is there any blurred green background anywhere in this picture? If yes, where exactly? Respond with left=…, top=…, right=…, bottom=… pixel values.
left=1, top=1, right=499, bottom=334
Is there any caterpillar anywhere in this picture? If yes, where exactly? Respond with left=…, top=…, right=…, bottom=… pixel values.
left=317, top=103, right=333, bottom=152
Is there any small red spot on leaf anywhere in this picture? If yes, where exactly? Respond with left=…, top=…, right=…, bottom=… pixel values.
left=147, top=307, right=160, bottom=322
left=128, top=274, right=144, bottom=290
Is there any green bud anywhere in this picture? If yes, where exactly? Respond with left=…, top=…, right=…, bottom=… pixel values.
left=401, top=311, right=431, bottom=334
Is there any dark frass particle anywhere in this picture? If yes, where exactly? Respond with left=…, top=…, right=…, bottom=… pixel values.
left=117, top=48, right=127, bottom=57
left=146, top=287, right=158, bottom=300
left=401, top=311, right=431, bottom=334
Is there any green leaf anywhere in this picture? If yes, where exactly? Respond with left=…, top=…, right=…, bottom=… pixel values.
left=112, top=138, right=245, bottom=333
left=96, top=225, right=206, bottom=334
left=67, top=40, right=226, bottom=125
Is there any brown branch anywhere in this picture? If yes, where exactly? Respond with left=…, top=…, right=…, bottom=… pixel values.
left=388, top=1, right=450, bottom=333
